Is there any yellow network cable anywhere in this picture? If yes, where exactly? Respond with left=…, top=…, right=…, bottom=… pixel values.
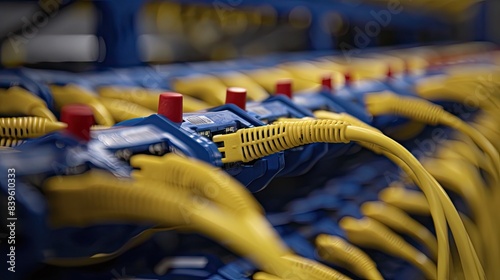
left=244, top=68, right=317, bottom=93
left=364, top=92, right=500, bottom=182
left=98, top=87, right=210, bottom=112
left=98, top=97, right=155, bottom=122
left=130, top=154, right=263, bottom=217
left=423, top=158, right=498, bottom=273
left=171, top=74, right=228, bottom=106
left=44, top=157, right=345, bottom=280
left=0, top=117, right=66, bottom=138
left=437, top=139, right=497, bottom=186
left=43, top=171, right=288, bottom=278
left=216, top=71, right=270, bottom=101
left=360, top=201, right=438, bottom=260
left=49, top=84, right=114, bottom=126
left=316, top=234, right=383, bottom=280
left=213, top=119, right=485, bottom=280
left=252, top=272, right=283, bottom=280
left=0, top=86, right=56, bottom=121
left=378, top=185, right=431, bottom=216
left=339, top=216, right=437, bottom=279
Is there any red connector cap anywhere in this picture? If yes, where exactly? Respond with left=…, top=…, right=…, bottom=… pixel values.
left=61, top=104, right=95, bottom=142
left=158, top=92, right=183, bottom=123
left=275, top=79, right=292, bottom=98
left=386, top=65, right=393, bottom=80
left=225, top=87, right=247, bottom=110
left=344, top=72, right=352, bottom=86
left=321, top=74, right=333, bottom=90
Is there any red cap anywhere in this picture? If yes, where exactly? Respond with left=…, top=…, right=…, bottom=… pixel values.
left=158, top=92, right=183, bottom=123
left=386, top=65, right=393, bottom=80
left=225, top=87, right=247, bottom=110
left=321, top=74, right=333, bottom=90
left=275, top=79, right=292, bottom=98
left=344, top=72, right=352, bottom=86
left=60, top=104, right=95, bottom=142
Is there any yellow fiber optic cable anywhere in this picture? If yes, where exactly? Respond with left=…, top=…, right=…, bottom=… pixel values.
left=0, top=86, right=56, bottom=121
left=50, top=84, right=114, bottom=126
left=361, top=201, right=438, bottom=259
left=213, top=119, right=484, bottom=279
left=339, top=216, right=437, bottom=279
left=98, top=97, right=155, bottom=122
left=98, top=87, right=210, bottom=112
left=378, top=185, right=431, bottom=216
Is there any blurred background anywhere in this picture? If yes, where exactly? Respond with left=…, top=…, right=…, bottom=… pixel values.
left=0, top=0, right=497, bottom=70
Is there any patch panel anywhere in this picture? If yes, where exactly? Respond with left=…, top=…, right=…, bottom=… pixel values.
left=1, top=42, right=499, bottom=280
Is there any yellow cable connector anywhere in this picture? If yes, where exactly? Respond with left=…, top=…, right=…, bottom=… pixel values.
left=252, top=272, right=283, bottom=280
left=0, top=137, right=24, bottom=147
left=50, top=84, right=114, bottom=126
left=316, top=234, right=383, bottom=280
left=378, top=185, right=430, bottom=215
left=361, top=201, right=438, bottom=260
left=340, top=216, right=437, bottom=279
left=0, top=117, right=66, bottom=138
left=98, top=97, right=155, bottom=122
left=278, top=254, right=351, bottom=280
left=214, top=119, right=350, bottom=163
left=0, top=86, right=56, bottom=121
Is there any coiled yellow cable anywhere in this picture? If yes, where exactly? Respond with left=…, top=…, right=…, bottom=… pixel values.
left=339, top=216, right=437, bottom=279
left=0, top=117, right=66, bottom=138
left=0, top=86, right=56, bottom=121
left=316, top=234, right=383, bottom=280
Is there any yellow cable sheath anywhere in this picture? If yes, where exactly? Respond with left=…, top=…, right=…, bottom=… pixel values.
left=130, top=154, right=263, bottom=216
left=365, top=92, right=499, bottom=183
left=378, top=186, right=431, bottom=215
left=279, top=254, right=351, bottom=280
left=339, top=217, right=437, bottom=279
left=316, top=234, right=383, bottom=280
left=0, top=117, right=66, bottom=138
left=171, top=75, right=228, bottom=106
left=216, top=72, right=270, bottom=101
left=49, top=84, right=115, bottom=126
left=44, top=171, right=344, bottom=280
left=0, top=86, right=56, bottom=121
left=361, top=201, right=438, bottom=260
left=252, top=272, right=283, bottom=280
left=423, top=158, right=498, bottom=274
left=347, top=126, right=484, bottom=280
left=98, top=97, right=155, bottom=122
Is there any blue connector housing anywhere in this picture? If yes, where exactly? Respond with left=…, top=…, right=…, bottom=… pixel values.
left=246, top=95, right=329, bottom=177
left=188, top=104, right=285, bottom=192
